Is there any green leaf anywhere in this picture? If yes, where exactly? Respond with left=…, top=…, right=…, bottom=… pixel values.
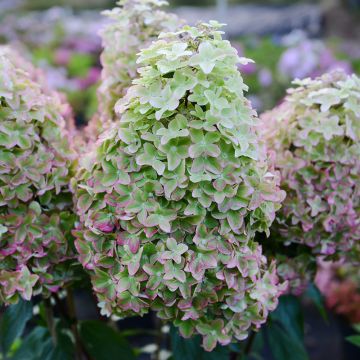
left=11, top=327, right=51, bottom=360
left=44, top=321, right=75, bottom=360
left=267, top=295, right=309, bottom=360
left=346, top=335, right=360, bottom=348
left=78, top=320, right=136, bottom=360
left=267, top=322, right=308, bottom=360
left=67, top=53, right=94, bottom=77
left=0, top=299, right=32, bottom=356
left=305, top=283, right=328, bottom=321
left=170, top=326, right=229, bottom=360
left=0, top=224, right=8, bottom=237
left=11, top=322, right=75, bottom=360
left=270, top=295, right=304, bottom=340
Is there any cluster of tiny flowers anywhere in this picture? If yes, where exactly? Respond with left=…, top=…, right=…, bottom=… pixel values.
left=86, top=0, right=182, bottom=141
left=260, top=71, right=360, bottom=265
left=0, top=46, right=77, bottom=304
left=73, top=22, right=285, bottom=351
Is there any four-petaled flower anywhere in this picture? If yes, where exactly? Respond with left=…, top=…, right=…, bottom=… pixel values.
left=101, top=159, right=131, bottom=187
left=143, top=262, right=164, bottom=290
left=188, top=129, right=220, bottom=158
left=160, top=238, right=188, bottom=264
left=196, top=319, right=231, bottom=351
left=145, top=208, right=177, bottom=233
left=136, top=142, right=166, bottom=175
left=156, top=114, right=189, bottom=145
left=159, top=138, right=190, bottom=171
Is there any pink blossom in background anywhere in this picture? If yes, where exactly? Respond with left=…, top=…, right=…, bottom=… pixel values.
left=240, top=61, right=257, bottom=75
left=64, top=37, right=101, bottom=54
left=258, top=68, right=273, bottom=86
left=316, top=260, right=360, bottom=324
left=54, top=48, right=72, bottom=66
left=279, top=41, right=319, bottom=79
left=77, top=67, right=101, bottom=90
left=279, top=39, right=352, bottom=80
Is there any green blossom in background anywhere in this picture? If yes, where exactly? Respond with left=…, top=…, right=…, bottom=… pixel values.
left=260, top=70, right=360, bottom=293
left=86, top=0, right=182, bottom=141
left=73, top=22, right=286, bottom=351
left=0, top=46, right=77, bottom=305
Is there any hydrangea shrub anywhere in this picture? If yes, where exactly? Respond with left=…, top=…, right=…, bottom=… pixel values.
left=74, top=22, right=286, bottom=351
left=0, top=46, right=76, bottom=304
left=260, top=71, right=360, bottom=264
left=87, top=0, right=182, bottom=140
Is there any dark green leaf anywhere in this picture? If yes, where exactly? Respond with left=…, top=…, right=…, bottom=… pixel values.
left=11, top=321, right=75, bottom=360
left=170, top=326, right=229, bottom=360
left=78, top=320, right=135, bottom=360
left=305, top=283, right=328, bottom=321
left=11, top=327, right=51, bottom=360
left=270, top=295, right=304, bottom=340
left=267, top=295, right=309, bottom=360
left=249, top=331, right=265, bottom=359
left=346, top=335, right=360, bottom=348
left=44, top=321, right=75, bottom=360
left=228, top=331, right=264, bottom=360
left=267, top=322, right=309, bottom=360
left=0, top=299, right=32, bottom=355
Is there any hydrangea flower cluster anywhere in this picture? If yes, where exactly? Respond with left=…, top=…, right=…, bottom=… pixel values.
left=73, top=22, right=286, bottom=351
left=316, top=261, right=360, bottom=323
left=260, top=71, right=360, bottom=262
left=87, top=0, right=181, bottom=140
left=0, top=46, right=76, bottom=304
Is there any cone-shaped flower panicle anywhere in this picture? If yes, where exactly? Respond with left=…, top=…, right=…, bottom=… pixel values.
left=0, top=46, right=77, bottom=304
left=86, top=0, right=182, bottom=141
left=260, top=71, right=360, bottom=292
left=74, top=22, right=285, bottom=351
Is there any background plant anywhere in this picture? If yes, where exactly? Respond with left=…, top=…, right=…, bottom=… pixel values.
left=316, top=260, right=360, bottom=324
left=86, top=0, right=183, bottom=141
left=259, top=70, right=360, bottom=293
left=0, top=46, right=78, bottom=305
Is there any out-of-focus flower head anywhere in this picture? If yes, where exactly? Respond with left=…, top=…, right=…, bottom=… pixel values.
left=86, top=0, right=183, bottom=142
left=258, top=68, right=273, bottom=87
left=260, top=70, right=360, bottom=293
left=316, top=260, right=360, bottom=323
left=279, top=32, right=352, bottom=80
left=73, top=22, right=285, bottom=351
left=0, top=46, right=77, bottom=305
left=0, top=7, right=104, bottom=50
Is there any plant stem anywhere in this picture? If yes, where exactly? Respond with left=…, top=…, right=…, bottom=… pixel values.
left=66, top=288, right=85, bottom=360
left=44, top=297, right=57, bottom=346
left=244, top=331, right=256, bottom=355
left=154, top=316, right=163, bottom=360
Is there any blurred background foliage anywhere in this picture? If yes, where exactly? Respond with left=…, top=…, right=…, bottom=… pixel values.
left=6, top=0, right=360, bottom=10
left=1, top=0, right=359, bottom=125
